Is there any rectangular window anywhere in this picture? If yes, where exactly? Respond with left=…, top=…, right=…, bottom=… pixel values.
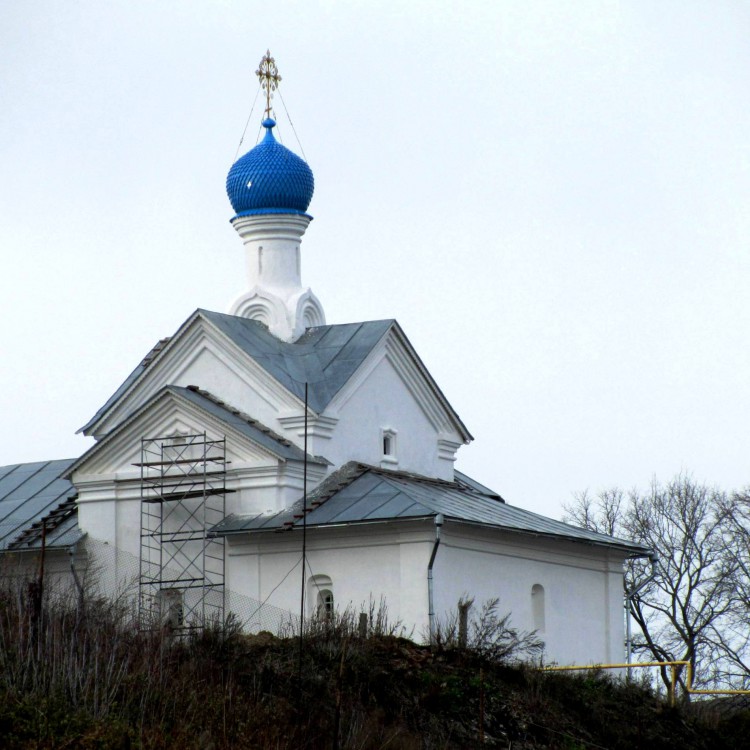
left=380, top=428, right=398, bottom=467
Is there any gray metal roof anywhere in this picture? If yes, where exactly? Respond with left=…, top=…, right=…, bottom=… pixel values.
left=79, top=337, right=170, bottom=434
left=0, top=459, right=82, bottom=552
left=80, top=312, right=394, bottom=434
left=212, top=462, right=650, bottom=556
left=81, top=310, right=471, bottom=443
left=200, top=311, right=394, bottom=413
left=169, top=386, right=328, bottom=465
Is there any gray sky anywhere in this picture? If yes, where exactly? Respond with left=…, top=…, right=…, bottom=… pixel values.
left=1, top=1, right=748, bottom=518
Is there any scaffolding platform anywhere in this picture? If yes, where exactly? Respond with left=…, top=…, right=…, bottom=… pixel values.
left=138, top=432, right=227, bottom=632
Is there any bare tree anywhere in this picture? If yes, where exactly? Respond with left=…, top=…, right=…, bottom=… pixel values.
left=565, top=474, right=747, bottom=696
left=712, top=488, right=750, bottom=684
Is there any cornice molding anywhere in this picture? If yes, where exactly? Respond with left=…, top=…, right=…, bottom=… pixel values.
left=278, top=413, right=338, bottom=440
left=72, top=390, right=285, bottom=481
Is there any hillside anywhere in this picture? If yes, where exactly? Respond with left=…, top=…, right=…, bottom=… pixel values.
left=1, top=591, right=749, bottom=749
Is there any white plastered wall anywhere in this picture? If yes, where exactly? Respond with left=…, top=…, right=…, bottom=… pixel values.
left=73, top=392, right=325, bottom=585
left=225, top=522, right=435, bottom=637
left=224, top=521, right=626, bottom=664
left=90, top=317, right=467, bottom=486
left=319, top=356, right=461, bottom=481
left=432, top=524, right=627, bottom=666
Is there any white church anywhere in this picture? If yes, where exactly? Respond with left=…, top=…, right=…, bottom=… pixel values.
left=0, top=54, right=649, bottom=666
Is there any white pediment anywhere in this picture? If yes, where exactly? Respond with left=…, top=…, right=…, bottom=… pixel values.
left=326, top=323, right=470, bottom=443
left=89, top=312, right=306, bottom=441
left=313, top=324, right=470, bottom=479
left=72, top=388, right=286, bottom=482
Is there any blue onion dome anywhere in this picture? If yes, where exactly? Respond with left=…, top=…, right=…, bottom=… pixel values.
left=226, top=118, right=314, bottom=217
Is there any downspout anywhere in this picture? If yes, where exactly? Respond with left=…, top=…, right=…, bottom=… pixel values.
left=625, top=553, right=658, bottom=680
left=427, top=513, right=444, bottom=645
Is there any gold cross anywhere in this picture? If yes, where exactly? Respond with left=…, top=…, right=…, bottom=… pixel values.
left=256, top=50, right=282, bottom=120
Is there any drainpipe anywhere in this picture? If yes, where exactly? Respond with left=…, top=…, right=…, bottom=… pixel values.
left=427, top=513, right=444, bottom=645
left=625, top=553, right=658, bottom=680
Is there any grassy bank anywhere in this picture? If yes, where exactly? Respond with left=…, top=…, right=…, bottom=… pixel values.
left=1, top=582, right=748, bottom=749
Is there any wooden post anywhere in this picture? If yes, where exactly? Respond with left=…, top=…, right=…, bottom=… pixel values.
left=479, top=667, right=485, bottom=745
left=458, top=598, right=473, bottom=648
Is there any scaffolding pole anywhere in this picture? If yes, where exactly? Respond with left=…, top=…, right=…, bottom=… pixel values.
left=137, top=432, right=229, bottom=632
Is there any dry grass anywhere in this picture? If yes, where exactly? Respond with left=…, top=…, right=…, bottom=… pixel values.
left=0, top=572, right=746, bottom=749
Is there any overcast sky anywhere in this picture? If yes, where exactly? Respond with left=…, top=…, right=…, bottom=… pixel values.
left=1, top=1, right=748, bottom=518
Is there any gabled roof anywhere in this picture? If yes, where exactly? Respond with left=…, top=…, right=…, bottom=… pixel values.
left=173, top=386, right=329, bottom=466
left=67, top=385, right=327, bottom=479
left=212, top=462, right=651, bottom=556
left=201, top=311, right=394, bottom=413
left=80, top=310, right=471, bottom=442
left=0, top=459, right=82, bottom=552
left=78, top=337, right=170, bottom=435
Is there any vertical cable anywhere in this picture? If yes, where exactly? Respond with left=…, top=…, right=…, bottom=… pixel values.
left=278, top=89, right=309, bottom=163
left=233, top=85, right=262, bottom=163
left=298, top=381, right=309, bottom=688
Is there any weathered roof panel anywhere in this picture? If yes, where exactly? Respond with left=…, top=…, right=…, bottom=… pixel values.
left=66, top=385, right=329, bottom=481
left=202, top=311, right=393, bottom=413
left=170, top=386, right=327, bottom=466
left=0, top=459, right=79, bottom=551
left=213, top=463, right=650, bottom=555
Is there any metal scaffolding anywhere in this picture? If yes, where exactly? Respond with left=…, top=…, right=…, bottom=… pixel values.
left=137, top=432, right=228, bottom=632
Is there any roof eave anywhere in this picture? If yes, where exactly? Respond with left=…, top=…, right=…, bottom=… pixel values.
left=442, top=516, right=653, bottom=557
left=65, top=385, right=322, bottom=479
left=79, top=309, right=206, bottom=436
left=213, top=512, right=651, bottom=557
left=211, top=514, right=436, bottom=537
left=389, top=321, right=473, bottom=444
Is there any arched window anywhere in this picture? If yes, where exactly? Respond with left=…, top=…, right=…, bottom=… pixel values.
left=531, top=584, right=545, bottom=632
left=308, top=574, right=334, bottom=619
left=317, top=589, right=334, bottom=620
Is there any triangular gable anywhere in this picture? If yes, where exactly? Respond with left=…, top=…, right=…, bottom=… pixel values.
left=323, top=321, right=473, bottom=444
left=81, top=309, right=395, bottom=438
left=68, top=386, right=325, bottom=480
left=80, top=310, right=309, bottom=439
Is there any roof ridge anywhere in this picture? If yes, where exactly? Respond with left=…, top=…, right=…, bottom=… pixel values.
left=369, top=464, right=465, bottom=489
left=299, top=462, right=491, bottom=520
left=202, top=308, right=397, bottom=330
left=305, top=461, right=371, bottom=505
left=182, top=385, right=295, bottom=448
left=0, top=457, right=78, bottom=473
left=140, top=337, right=172, bottom=367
